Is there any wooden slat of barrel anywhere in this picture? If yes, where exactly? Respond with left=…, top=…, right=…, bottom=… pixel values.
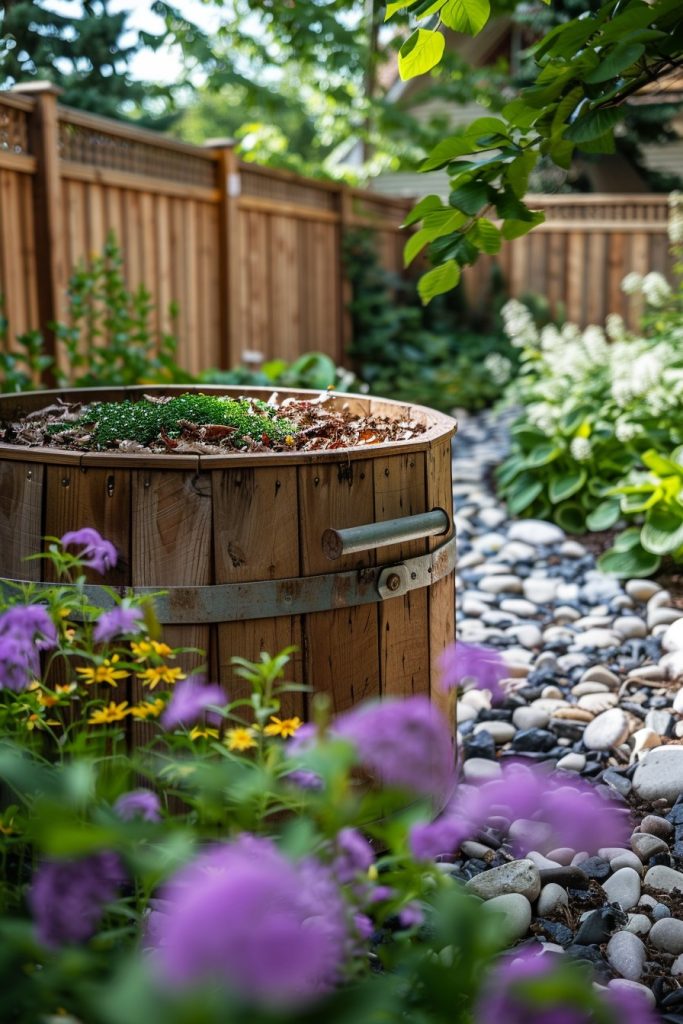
left=426, top=435, right=456, bottom=723
left=212, top=465, right=304, bottom=718
left=130, top=469, right=213, bottom=740
left=42, top=466, right=132, bottom=588
left=0, top=460, right=44, bottom=581
left=374, top=451, right=429, bottom=699
left=299, top=458, right=379, bottom=712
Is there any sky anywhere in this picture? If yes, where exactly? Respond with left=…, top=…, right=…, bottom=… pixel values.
left=42, top=0, right=224, bottom=82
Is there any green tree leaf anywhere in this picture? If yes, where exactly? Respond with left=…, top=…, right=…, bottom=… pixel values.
left=449, top=180, right=491, bottom=214
left=473, top=218, right=501, bottom=254
left=564, top=105, right=623, bottom=143
left=501, top=211, right=545, bottom=240
left=398, top=29, right=445, bottom=81
left=440, top=0, right=490, bottom=35
left=417, top=260, right=461, bottom=304
left=402, top=195, right=444, bottom=228
left=584, top=42, right=645, bottom=84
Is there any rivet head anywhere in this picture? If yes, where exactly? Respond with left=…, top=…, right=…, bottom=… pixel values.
left=386, top=572, right=401, bottom=592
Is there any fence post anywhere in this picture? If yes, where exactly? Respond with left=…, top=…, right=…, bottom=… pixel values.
left=13, top=82, right=63, bottom=384
left=207, top=139, right=241, bottom=370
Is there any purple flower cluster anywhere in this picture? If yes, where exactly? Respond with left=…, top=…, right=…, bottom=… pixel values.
left=61, top=527, right=117, bottom=575
left=93, top=604, right=143, bottom=644
left=333, top=828, right=374, bottom=884
left=410, top=760, right=629, bottom=861
left=114, top=789, right=161, bottom=822
left=439, top=641, right=507, bottom=704
left=335, top=696, right=455, bottom=806
left=161, top=678, right=227, bottom=730
left=29, top=851, right=124, bottom=948
left=0, top=604, right=58, bottom=691
left=148, top=835, right=350, bottom=1007
left=476, top=948, right=657, bottom=1024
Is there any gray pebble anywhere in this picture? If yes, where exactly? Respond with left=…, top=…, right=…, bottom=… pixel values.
left=606, top=930, right=646, bottom=981
left=643, top=864, right=683, bottom=893
left=624, top=914, right=651, bottom=936
left=602, top=867, right=641, bottom=911
left=649, top=918, right=683, bottom=954
left=630, top=833, right=670, bottom=862
left=482, top=893, right=532, bottom=942
left=465, top=859, right=541, bottom=902
left=537, top=883, right=569, bottom=916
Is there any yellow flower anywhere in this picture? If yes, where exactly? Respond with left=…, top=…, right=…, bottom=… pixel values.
left=76, top=655, right=129, bottom=687
left=131, top=640, right=174, bottom=662
left=55, top=683, right=77, bottom=695
left=136, top=665, right=186, bottom=690
left=0, top=816, right=16, bottom=835
left=284, top=435, right=295, bottom=447
left=129, top=699, right=165, bottom=719
left=26, top=713, right=60, bottom=731
left=189, top=726, right=220, bottom=742
left=88, top=701, right=130, bottom=725
left=37, top=692, right=60, bottom=708
left=264, top=715, right=302, bottom=739
left=226, top=727, right=257, bottom=752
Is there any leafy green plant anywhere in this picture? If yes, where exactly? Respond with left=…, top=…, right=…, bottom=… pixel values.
left=598, top=447, right=683, bottom=577
left=0, top=234, right=191, bottom=394
left=342, top=229, right=516, bottom=411
left=199, top=352, right=358, bottom=393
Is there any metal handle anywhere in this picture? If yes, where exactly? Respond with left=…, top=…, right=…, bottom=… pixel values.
left=322, top=508, right=450, bottom=560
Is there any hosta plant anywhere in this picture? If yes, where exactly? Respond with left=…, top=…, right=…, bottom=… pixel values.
left=598, top=447, right=683, bottom=577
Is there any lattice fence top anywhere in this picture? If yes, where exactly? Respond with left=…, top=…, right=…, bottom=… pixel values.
left=0, top=98, right=31, bottom=155
left=58, top=111, right=217, bottom=188
left=240, top=164, right=339, bottom=212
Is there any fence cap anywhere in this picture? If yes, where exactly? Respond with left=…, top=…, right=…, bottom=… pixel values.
left=204, top=137, right=236, bottom=149
left=12, top=80, right=63, bottom=97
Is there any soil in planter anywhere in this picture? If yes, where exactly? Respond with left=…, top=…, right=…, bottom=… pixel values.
left=0, top=392, right=426, bottom=454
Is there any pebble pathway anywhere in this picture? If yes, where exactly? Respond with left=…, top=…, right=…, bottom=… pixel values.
left=450, top=410, right=683, bottom=1017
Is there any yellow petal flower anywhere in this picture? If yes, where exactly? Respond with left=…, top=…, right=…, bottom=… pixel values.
left=136, top=665, right=186, bottom=690
left=189, top=726, right=220, bottom=742
left=88, top=701, right=130, bottom=725
left=225, top=727, right=257, bottom=752
left=129, top=699, right=165, bottom=719
left=263, top=715, right=302, bottom=739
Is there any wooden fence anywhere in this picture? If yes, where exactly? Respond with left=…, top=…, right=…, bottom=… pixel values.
left=0, top=83, right=675, bottom=380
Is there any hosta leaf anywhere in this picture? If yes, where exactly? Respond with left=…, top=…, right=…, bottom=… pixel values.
left=586, top=499, right=621, bottom=532
left=613, top=527, right=643, bottom=552
left=555, top=502, right=585, bottom=534
left=506, top=476, right=543, bottom=516
left=598, top=544, right=661, bottom=579
left=641, top=508, right=683, bottom=555
left=525, top=442, right=562, bottom=468
left=398, top=29, right=445, bottom=81
left=549, top=470, right=587, bottom=504
left=417, top=260, right=460, bottom=304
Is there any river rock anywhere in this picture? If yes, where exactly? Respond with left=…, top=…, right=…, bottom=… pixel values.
left=580, top=666, right=620, bottom=689
left=512, top=706, right=550, bottom=730
left=537, top=883, right=569, bottom=916
left=663, top=617, right=683, bottom=652
left=473, top=721, right=516, bottom=744
left=482, top=893, right=532, bottom=942
left=462, top=758, right=502, bottom=784
left=583, top=709, right=630, bottom=751
left=574, top=628, right=619, bottom=649
left=479, top=574, right=523, bottom=595
left=606, top=931, right=646, bottom=981
left=500, top=598, right=537, bottom=617
left=640, top=814, right=673, bottom=839
left=649, top=918, right=683, bottom=954
left=602, top=867, right=641, bottom=910
left=632, top=746, right=683, bottom=804
left=606, top=979, right=656, bottom=1009
left=465, top=859, right=541, bottom=902
left=624, top=914, right=651, bottom=936
left=625, top=579, right=661, bottom=602
left=630, top=832, right=670, bottom=861
left=556, top=752, right=586, bottom=772
left=508, top=520, right=565, bottom=546
left=643, top=864, right=683, bottom=894
left=523, top=578, right=559, bottom=604
left=613, top=616, right=647, bottom=640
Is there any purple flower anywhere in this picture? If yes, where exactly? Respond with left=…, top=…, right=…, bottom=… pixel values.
left=29, top=851, right=124, bottom=948
left=333, top=828, right=374, bottom=883
left=398, top=902, right=424, bottom=928
left=410, top=761, right=628, bottom=861
left=148, top=835, right=350, bottom=1007
left=334, top=697, right=455, bottom=806
left=475, top=947, right=657, bottom=1024
left=161, top=678, right=227, bottom=730
left=0, top=604, right=58, bottom=691
left=60, top=528, right=117, bottom=575
left=93, top=604, right=144, bottom=644
left=439, top=642, right=507, bottom=704
left=114, top=789, right=161, bottom=823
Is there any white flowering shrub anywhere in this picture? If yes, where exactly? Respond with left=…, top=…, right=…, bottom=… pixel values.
left=497, top=192, right=683, bottom=569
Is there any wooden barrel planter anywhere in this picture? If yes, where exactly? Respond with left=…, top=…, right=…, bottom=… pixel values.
left=0, top=386, right=457, bottom=726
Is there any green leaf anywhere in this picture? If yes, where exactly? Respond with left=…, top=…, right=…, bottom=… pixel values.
left=598, top=543, right=661, bottom=579
left=549, top=469, right=587, bottom=504
left=505, top=151, right=537, bottom=198
left=501, top=210, right=545, bottom=240
left=497, top=454, right=527, bottom=487
left=449, top=180, right=490, bottom=214
left=398, top=29, right=445, bottom=81
left=641, top=508, right=683, bottom=555
left=402, top=195, right=444, bottom=228
left=584, top=42, right=645, bottom=84
left=421, top=135, right=479, bottom=172
left=565, top=105, right=623, bottom=143
left=404, top=228, right=432, bottom=267
left=418, top=260, right=461, bottom=304
left=555, top=502, right=585, bottom=534
left=586, top=499, right=621, bottom=532
left=641, top=449, right=683, bottom=478
left=464, top=116, right=510, bottom=140
left=578, top=131, right=616, bottom=155
left=440, top=0, right=490, bottom=35
left=506, top=476, right=543, bottom=516
left=613, top=526, right=644, bottom=552
left=473, top=217, right=501, bottom=254
left=525, top=442, right=562, bottom=468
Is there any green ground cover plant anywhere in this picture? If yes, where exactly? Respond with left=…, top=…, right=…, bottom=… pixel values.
left=342, top=230, right=516, bottom=411
left=496, top=193, right=683, bottom=574
left=0, top=529, right=653, bottom=1024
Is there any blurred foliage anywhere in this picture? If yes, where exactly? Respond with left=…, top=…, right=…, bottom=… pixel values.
left=342, top=229, right=517, bottom=411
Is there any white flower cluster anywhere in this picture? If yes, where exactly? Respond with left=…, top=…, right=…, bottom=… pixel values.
left=483, top=352, right=512, bottom=386
left=615, top=420, right=641, bottom=443
left=501, top=299, right=539, bottom=348
left=620, top=270, right=672, bottom=308
left=669, top=191, right=683, bottom=245
left=605, top=313, right=626, bottom=342
left=570, top=437, right=592, bottom=462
